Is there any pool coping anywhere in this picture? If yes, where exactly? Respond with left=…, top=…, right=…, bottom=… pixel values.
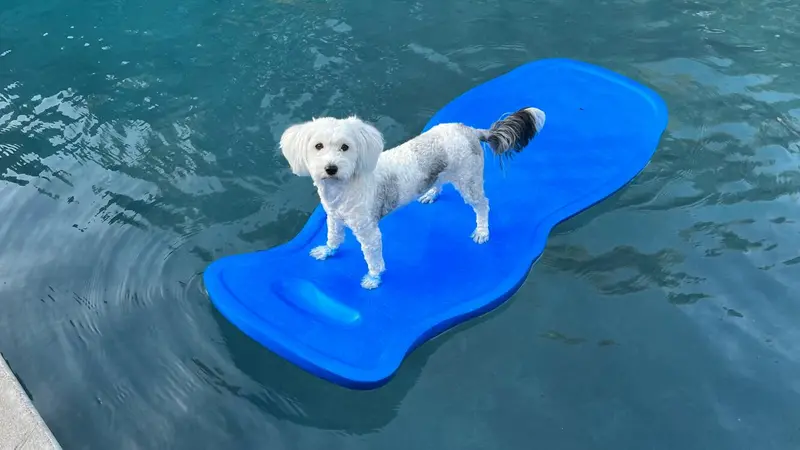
left=0, top=354, right=62, bottom=449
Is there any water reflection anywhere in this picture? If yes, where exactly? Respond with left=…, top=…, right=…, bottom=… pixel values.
left=544, top=244, right=708, bottom=303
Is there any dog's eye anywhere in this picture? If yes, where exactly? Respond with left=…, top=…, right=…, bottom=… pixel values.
left=315, top=143, right=323, bottom=150
left=340, top=144, right=349, bottom=152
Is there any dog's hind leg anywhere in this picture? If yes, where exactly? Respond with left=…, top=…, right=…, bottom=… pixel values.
left=418, top=181, right=444, bottom=204
left=453, top=176, right=490, bottom=244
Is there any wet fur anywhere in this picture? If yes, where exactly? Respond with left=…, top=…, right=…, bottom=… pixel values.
left=280, top=107, right=546, bottom=289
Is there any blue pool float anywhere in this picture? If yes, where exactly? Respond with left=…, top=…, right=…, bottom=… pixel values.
left=203, top=58, right=668, bottom=389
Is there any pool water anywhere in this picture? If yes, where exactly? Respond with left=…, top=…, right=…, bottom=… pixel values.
left=1, top=0, right=799, bottom=448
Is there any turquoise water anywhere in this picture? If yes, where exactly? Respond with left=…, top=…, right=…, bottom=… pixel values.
left=2, top=0, right=800, bottom=448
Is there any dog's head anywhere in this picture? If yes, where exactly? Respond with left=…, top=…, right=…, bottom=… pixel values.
left=279, top=116, right=384, bottom=183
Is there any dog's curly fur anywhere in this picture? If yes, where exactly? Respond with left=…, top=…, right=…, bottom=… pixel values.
left=280, top=107, right=546, bottom=289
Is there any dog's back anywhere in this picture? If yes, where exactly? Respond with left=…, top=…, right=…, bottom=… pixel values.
left=370, top=108, right=545, bottom=219
left=374, top=123, right=481, bottom=202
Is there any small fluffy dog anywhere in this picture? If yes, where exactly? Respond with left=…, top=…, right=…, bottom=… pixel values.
left=280, top=107, right=546, bottom=289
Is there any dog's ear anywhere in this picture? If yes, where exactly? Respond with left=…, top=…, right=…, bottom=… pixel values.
left=279, top=122, right=311, bottom=176
left=353, top=120, right=384, bottom=175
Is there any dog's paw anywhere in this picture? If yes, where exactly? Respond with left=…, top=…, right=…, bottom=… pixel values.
left=361, top=273, right=382, bottom=290
left=471, top=228, right=489, bottom=244
left=310, top=245, right=335, bottom=260
left=418, top=188, right=440, bottom=204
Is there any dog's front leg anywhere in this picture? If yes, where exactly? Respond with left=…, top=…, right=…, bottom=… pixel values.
left=310, top=214, right=344, bottom=260
left=352, top=223, right=385, bottom=289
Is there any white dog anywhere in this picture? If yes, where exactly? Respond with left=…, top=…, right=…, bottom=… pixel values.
left=279, top=107, right=546, bottom=289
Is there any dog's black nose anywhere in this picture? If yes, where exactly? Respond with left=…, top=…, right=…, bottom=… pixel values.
left=325, top=165, right=338, bottom=176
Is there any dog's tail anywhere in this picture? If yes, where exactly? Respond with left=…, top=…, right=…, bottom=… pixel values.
left=478, top=107, right=546, bottom=158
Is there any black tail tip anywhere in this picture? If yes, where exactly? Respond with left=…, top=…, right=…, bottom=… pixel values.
left=487, top=106, right=546, bottom=155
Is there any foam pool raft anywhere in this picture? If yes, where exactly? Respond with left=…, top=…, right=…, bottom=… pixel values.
left=203, top=58, right=668, bottom=389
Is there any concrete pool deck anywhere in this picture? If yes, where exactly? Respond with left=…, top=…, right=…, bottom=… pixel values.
left=0, top=355, right=62, bottom=449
